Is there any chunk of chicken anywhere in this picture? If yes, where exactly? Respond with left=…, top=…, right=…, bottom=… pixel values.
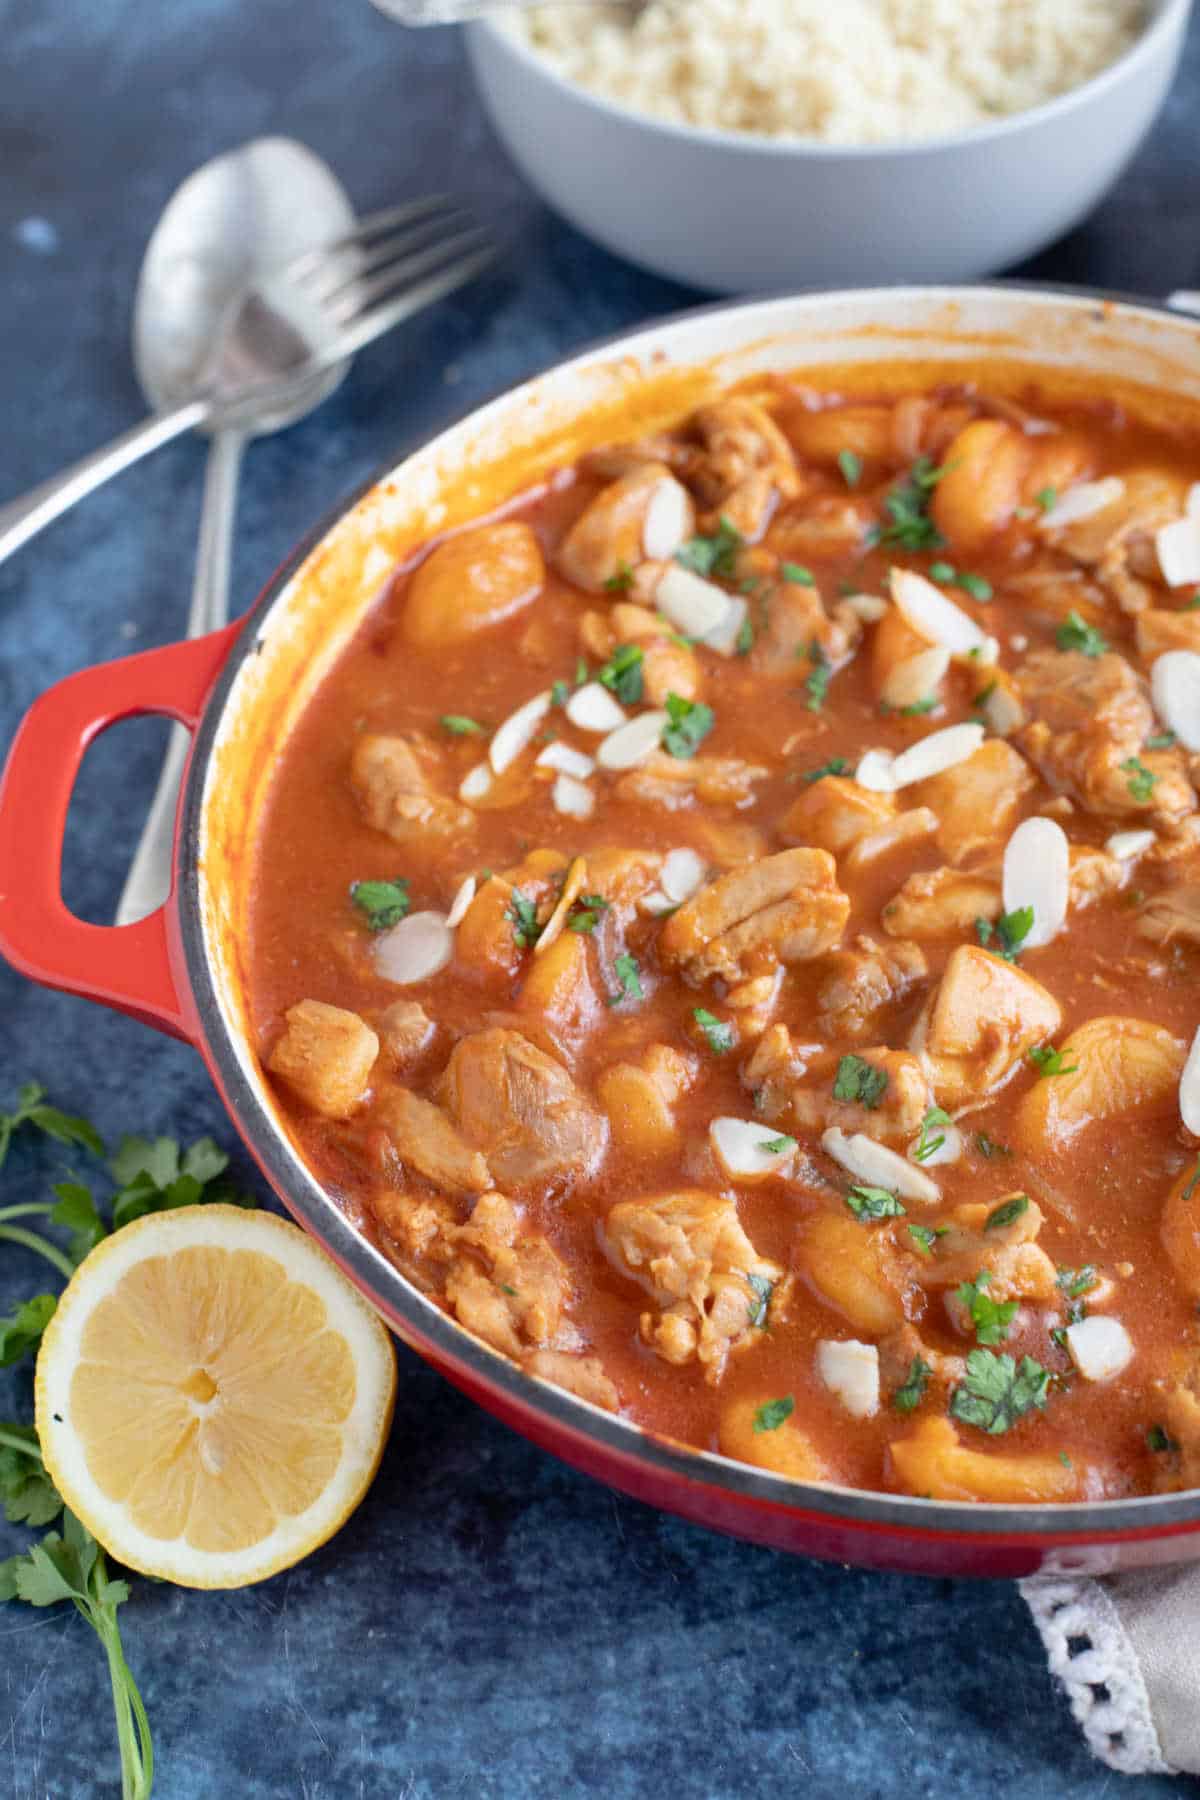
left=1047, top=468, right=1187, bottom=613
left=914, top=944, right=1061, bottom=1110
left=598, top=1045, right=696, bottom=1157
left=404, top=521, right=544, bottom=648
left=524, top=1349, right=619, bottom=1413
left=659, top=848, right=849, bottom=985
left=556, top=464, right=694, bottom=595
left=579, top=603, right=704, bottom=704
left=456, top=851, right=568, bottom=983
left=444, top=1191, right=570, bottom=1358
left=368, top=1186, right=456, bottom=1264
left=929, top=420, right=1030, bottom=551
left=378, top=1000, right=434, bottom=1067
left=614, top=750, right=767, bottom=811
left=752, top=577, right=858, bottom=674
left=766, top=493, right=877, bottom=562
left=603, top=1189, right=781, bottom=1383
left=689, top=397, right=800, bottom=539
left=1015, top=1015, right=1184, bottom=1152
left=842, top=806, right=939, bottom=876
left=268, top=1000, right=379, bottom=1120
left=911, top=740, right=1035, bottom=865
left=349, top=733, right=473, bottom=844
left=889, top=1417, right=1083, bottom=1502
left=787, top=1047, right=932, bottom=1144
left=377, top=1087, right=492, bottom=1197
left=1016, top=650, right=1195, bottom=827
left=882, top=866, right=1003, bottom=940
left=914, top=1198, right=1057, bottom=1305
left=1135, top=608, right=1200, bottom=661
left=1138, top=883, right=1200, bottom=947
left=815, top=936, right=927, bottom=1042
left=438, top=1027, right=607, bottom=1189
left=781, top=775, right=895, bottom=856
left=718, top=1393, right=831, bottom=1482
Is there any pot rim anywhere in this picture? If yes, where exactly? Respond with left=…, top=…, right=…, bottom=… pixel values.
left=177, top=280, right=1200, bottom=1545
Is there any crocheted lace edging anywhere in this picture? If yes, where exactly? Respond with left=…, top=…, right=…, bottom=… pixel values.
left=1019, top=1574, right=1171, bottom=1776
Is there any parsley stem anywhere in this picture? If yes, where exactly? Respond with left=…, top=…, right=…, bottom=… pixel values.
left=0, top=1202, right=57, bottom=1225
left=90, top=1558, right=154, bottom=1800
left=0, top=1224, right=75, bottom=1280
left=0, top=1426, right=42, bottom=1462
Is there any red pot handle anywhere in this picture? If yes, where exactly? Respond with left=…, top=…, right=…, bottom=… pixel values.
left=0, top=623, right=240, bottom=1043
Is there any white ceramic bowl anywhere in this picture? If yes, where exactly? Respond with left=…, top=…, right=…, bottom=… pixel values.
left=466, top=0, right=1191, bottom=292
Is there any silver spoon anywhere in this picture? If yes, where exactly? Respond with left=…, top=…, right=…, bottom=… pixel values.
left=115, top=136, right=357, bottom=926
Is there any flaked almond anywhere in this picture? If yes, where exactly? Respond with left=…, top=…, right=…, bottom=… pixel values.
left=1180, top=1023, right=1200, bottom=1136
left=536, top=741, right=596, bottom=779
left=373, top=911, right=452, bottom=985
left=880, top=646, right=950, bottom=712
left=596, top=709, right=669, bottom=771
left=566, top=682, right=627, bottom=734
left=1105, top=828, right=1156, bottom=861
left=1156, top=515, right=1200, bottom=589
left=821, top=1127, right=940, bottom=1203
left=1188, top=482, right=1200, bottom=519
left=709, top=1117, right=797, bottom=1182
left=489, top=690, right=551, bottom=774
left=638, top=888, right=675, bottom=916
left=889, top=722, right=985, bottom=789
left=703, top=595, right=748, bottom=658
left=840, top=592, right=888, bottom=623
left=654, top=565, right=732, bottom=640
left=1065, top=1316, right=1134, bottom=1382
left=889, top=567, right=988, bottom=656
left=534, top=854, right=589, bottom=953
left=552, top=773, right=595, bottom=819
left=1151, top=649, right=1200, bottom=751
left=459, top=762, right=494, bottom=803
left=854, top=748, right=898, bottom=793
left=642, top=476, right=693, bottom=561
left=816, top=1341, right=880, bottom=1419
left=445, top=876, right=476, bottom=929
left=1002, top=816, right=1069, bottom=949
left=661, top=848, right=706, bottom=904
left=1039, top=476, right=1125, bottom=530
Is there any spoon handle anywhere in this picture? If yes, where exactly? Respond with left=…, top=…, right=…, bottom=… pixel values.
left=0, top=398, right=209, bottom=570
left=114, top=430, right=245, bottom=927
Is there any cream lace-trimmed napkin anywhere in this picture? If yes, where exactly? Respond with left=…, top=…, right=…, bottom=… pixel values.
left=1022, top=1569, right=1200, bottom=1776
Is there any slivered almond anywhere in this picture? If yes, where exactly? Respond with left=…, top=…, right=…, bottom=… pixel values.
left=1002, top=816, right=1069, bottom=949
left=889, top=722, right=985, bottom=788
left=661, top=848, right=706, bottom=904
left=642, top=477, right=693, bottom=561
left=596, top=709, right=669, bottom=771
left=489, top=690, right=551, bottom=774
left=566, top=682, right=627, bottom=734
left=880, top=646, right=951, bottom=712
left=854, top=748, right=898, bottom=793
left=1180, top=1024, right=1200, bottom=1136
left=373, top=911, right=452, bottom=985
left=709, top=1117, right=797, bottom=1181
left=1188, top=482, right=1200, bottom=519
left=1151, top=650, right=1200, bottom=751
left=537, top=741, right=595, bottom=779
left=889, top=567, right=987, bottom=656
left=703, top=595, right=748, bottom=657
left=534, top=855, right=589, bottom=955
left=445, top=876, right=476, bottom=928
left=459, top=762, right=494, bottom=803
left=1039, top=476, right=1125, bottom=529
left=840, top=593, right=888, bottom=623
left=552, top=773, right=595, bottom=819
left=816, top=1341, right=880, bottom=1419
left=1156, top=516, right=1200, bottom=589
left=821, top=1127, right=940, bottom=1204
left=654, top=565, right=732, bottom=640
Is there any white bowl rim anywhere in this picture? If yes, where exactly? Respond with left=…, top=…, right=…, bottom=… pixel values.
left=471, top=0, right=1190, bottom=161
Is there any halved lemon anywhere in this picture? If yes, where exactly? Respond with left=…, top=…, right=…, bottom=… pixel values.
left=35, top=1204, right=396, bottom=1589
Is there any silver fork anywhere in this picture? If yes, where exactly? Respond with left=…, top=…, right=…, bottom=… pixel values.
left=0, top=198, right=495, bottom=568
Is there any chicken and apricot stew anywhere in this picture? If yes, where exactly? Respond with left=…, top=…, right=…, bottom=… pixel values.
left=250, top=372, right=1200, bottom=1504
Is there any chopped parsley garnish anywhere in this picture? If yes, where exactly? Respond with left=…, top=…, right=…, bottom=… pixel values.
left=913, top=1105, right=952, bottom=1164
left=661, top=692, right=715, bottom=759
left=677, top=515, right=741, bottom=580
left=1121, top=756, right=1158, bottom=803
left=1029, top=1042, right=1079, bottom=1078
left=550, top=679, right=569, bottom=707
left=975, top=906, right=1034, bottom=962
left=870, top=456, right=947, bottom=552
left=753, top=1396, right=795, bottom=1433
left=972, top=680, right=998, bottom=713
left=804, top=641, right=831, bottom=711
left=801, top=756, right=850, bottom=785
left=758, top=1135, right=797, bottom=1156
left=567, top=893, right=611, bottom=934
left=956, top=1270, right=1018, bottom=1346
left=608, top=953, right=644, bottom=1005
left=832, top=1055, right=888, bottom=1110
left=1146, top=731, right=1176, bottom=750
left=1056, top=1265, right=1098, bottom=1301
left=597, top=642, right=645, bottom=705
left=575, top=657, right=589, bottom=685
left=735, top=616, right=755, bottom=655
left=845, top=1185, right=906, bottom=1221
left=1056, top=611, right=1108, bottom=657
left=781, top=562, right=816, bottom=586
left=1182, top=1161, right=1200, bottom=1202
left=746, top=1273, right=774, bottom=1330
left=975, top=1132, right=1011, bottom=1160
left=949, top=1349, right=1052, bottom=1435
left=440, top=714, right=485, bottom=736
left=893, top=1357, right=932, bottom=1414
left=693, top=1008, right=734, bottom=1054
left=838, top=449, right=863, bottom=488
left=1147, top=1424, right=1180, bottom=1454
left=907, top=1223, right=947, bottom=1259
left=985, top=1195, right=1030, bottom=1232
left=350, top=877, right=411, bottom=931
left=505, top=887, right=542, bottom=949
left=1035, top=486, right=1058, bottom=513
left=899, top=696, right=938, bottom=717
left=1188, top=592, right=1200, bottom=611
left=603, top=562, right=634, bottom=593
left=928, top=561, right=992, bottom=601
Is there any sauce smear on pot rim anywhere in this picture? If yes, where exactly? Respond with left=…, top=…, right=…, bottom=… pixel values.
left=247, top=372, right=1200, bottom=1505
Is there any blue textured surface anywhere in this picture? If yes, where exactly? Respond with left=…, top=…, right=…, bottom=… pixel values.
left=3, top=1, right=1200, bottom=1794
